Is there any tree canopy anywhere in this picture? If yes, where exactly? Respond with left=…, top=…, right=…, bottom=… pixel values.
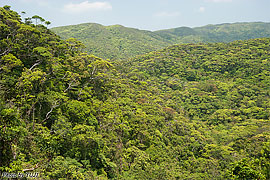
left=0, top=6, right=269, bottom=179
left=51, top=22, right=270, bottom=60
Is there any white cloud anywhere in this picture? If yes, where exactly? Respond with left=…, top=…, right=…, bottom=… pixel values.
left=206, top=0, right=233, bottom=2
left=154, top=11, right=180, bottom=18
left=199, top=7, right=206, bottom=13
left=63, top=1, right=112, bottom=13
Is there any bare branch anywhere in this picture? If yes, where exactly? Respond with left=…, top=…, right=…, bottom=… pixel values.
left=29, top=60, right=42, bottom=71
left=23, top=164, right=39, bottom=172
left=64, top=80, right=75, bottom=93
left=0, top=48, right=10, bottom=56
left=42, top=100, right=60, bottom=123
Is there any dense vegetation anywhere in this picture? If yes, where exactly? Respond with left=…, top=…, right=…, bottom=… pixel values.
left=51, top=23, right=171, bottom=61
left=1, top=6, right=270, bottom=179
left=52, top=22, right=270, bottom=60
left=156, top=22, right=270, bottom=43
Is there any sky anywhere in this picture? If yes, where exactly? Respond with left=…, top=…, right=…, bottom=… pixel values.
left=1, top=0, right=270, bottom=31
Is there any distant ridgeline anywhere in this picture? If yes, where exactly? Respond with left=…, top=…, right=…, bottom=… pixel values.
left=52, top=22, right=270, bottom=60
left=1, top=6, right=270, bottom=180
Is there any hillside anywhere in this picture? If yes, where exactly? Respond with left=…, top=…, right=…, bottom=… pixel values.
left=119, top=38, right=270, bottom=179
left=156, top=22, right=270, bottom=43
left=52, top=22, right=270, bottom=60
left=51, top=23, right=171, bottom=60
left=1, top=6, right=270, bottom=180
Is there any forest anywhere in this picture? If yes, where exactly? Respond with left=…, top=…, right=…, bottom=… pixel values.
left=51, top=21, right=270, bottom=60
left=0, top=6, right=270, bottom=179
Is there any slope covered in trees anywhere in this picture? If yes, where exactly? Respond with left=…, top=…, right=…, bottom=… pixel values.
left=156, top=22, right=270, bottom=43
left=51, top=23, right=171, bottom=61
left=118, top=38, right=270, bottom=179
left=52, top=22, right=270, bottom=60
left=1, top=6, right=270, bottom=179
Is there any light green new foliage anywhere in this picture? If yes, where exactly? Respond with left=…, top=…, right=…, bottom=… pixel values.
left=1, top=6, right=270, bottom=180
left=52, top=22, right=270, bottom=60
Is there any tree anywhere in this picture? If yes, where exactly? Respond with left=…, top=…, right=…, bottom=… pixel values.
left=45, top=21, right=51, bottom=27
left=31, top=15, right=45, bottom=26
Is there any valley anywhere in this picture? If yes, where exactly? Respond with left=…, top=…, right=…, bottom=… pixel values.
left=0, top=6, right=270, bottom=179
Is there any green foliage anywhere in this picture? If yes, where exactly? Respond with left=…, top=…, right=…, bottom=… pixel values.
left=52, top=22, right=270, bottom=60
left=156, top=22, right=270, bottom=43
left=0, top=53, right=22, bottom=73
left=119, top=37, right=270, bottom=179
left=51, top=23, right=171, bottom=60
left=1, top=6, right=270, bottom=180
left=46, top=156, right=94, bottom=180
left=228, top=158, right=267, bottom=179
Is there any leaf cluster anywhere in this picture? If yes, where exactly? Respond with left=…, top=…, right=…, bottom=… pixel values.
left=0, top=6, right=269, bottom=179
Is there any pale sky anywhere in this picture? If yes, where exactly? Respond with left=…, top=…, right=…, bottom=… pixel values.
left=1, top=0, right=270, bottom=31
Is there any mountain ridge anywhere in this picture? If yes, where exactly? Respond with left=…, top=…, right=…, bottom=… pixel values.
left=53, top=21, right=269, bottom=32
left=51, top=21, right=270, bottom=60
